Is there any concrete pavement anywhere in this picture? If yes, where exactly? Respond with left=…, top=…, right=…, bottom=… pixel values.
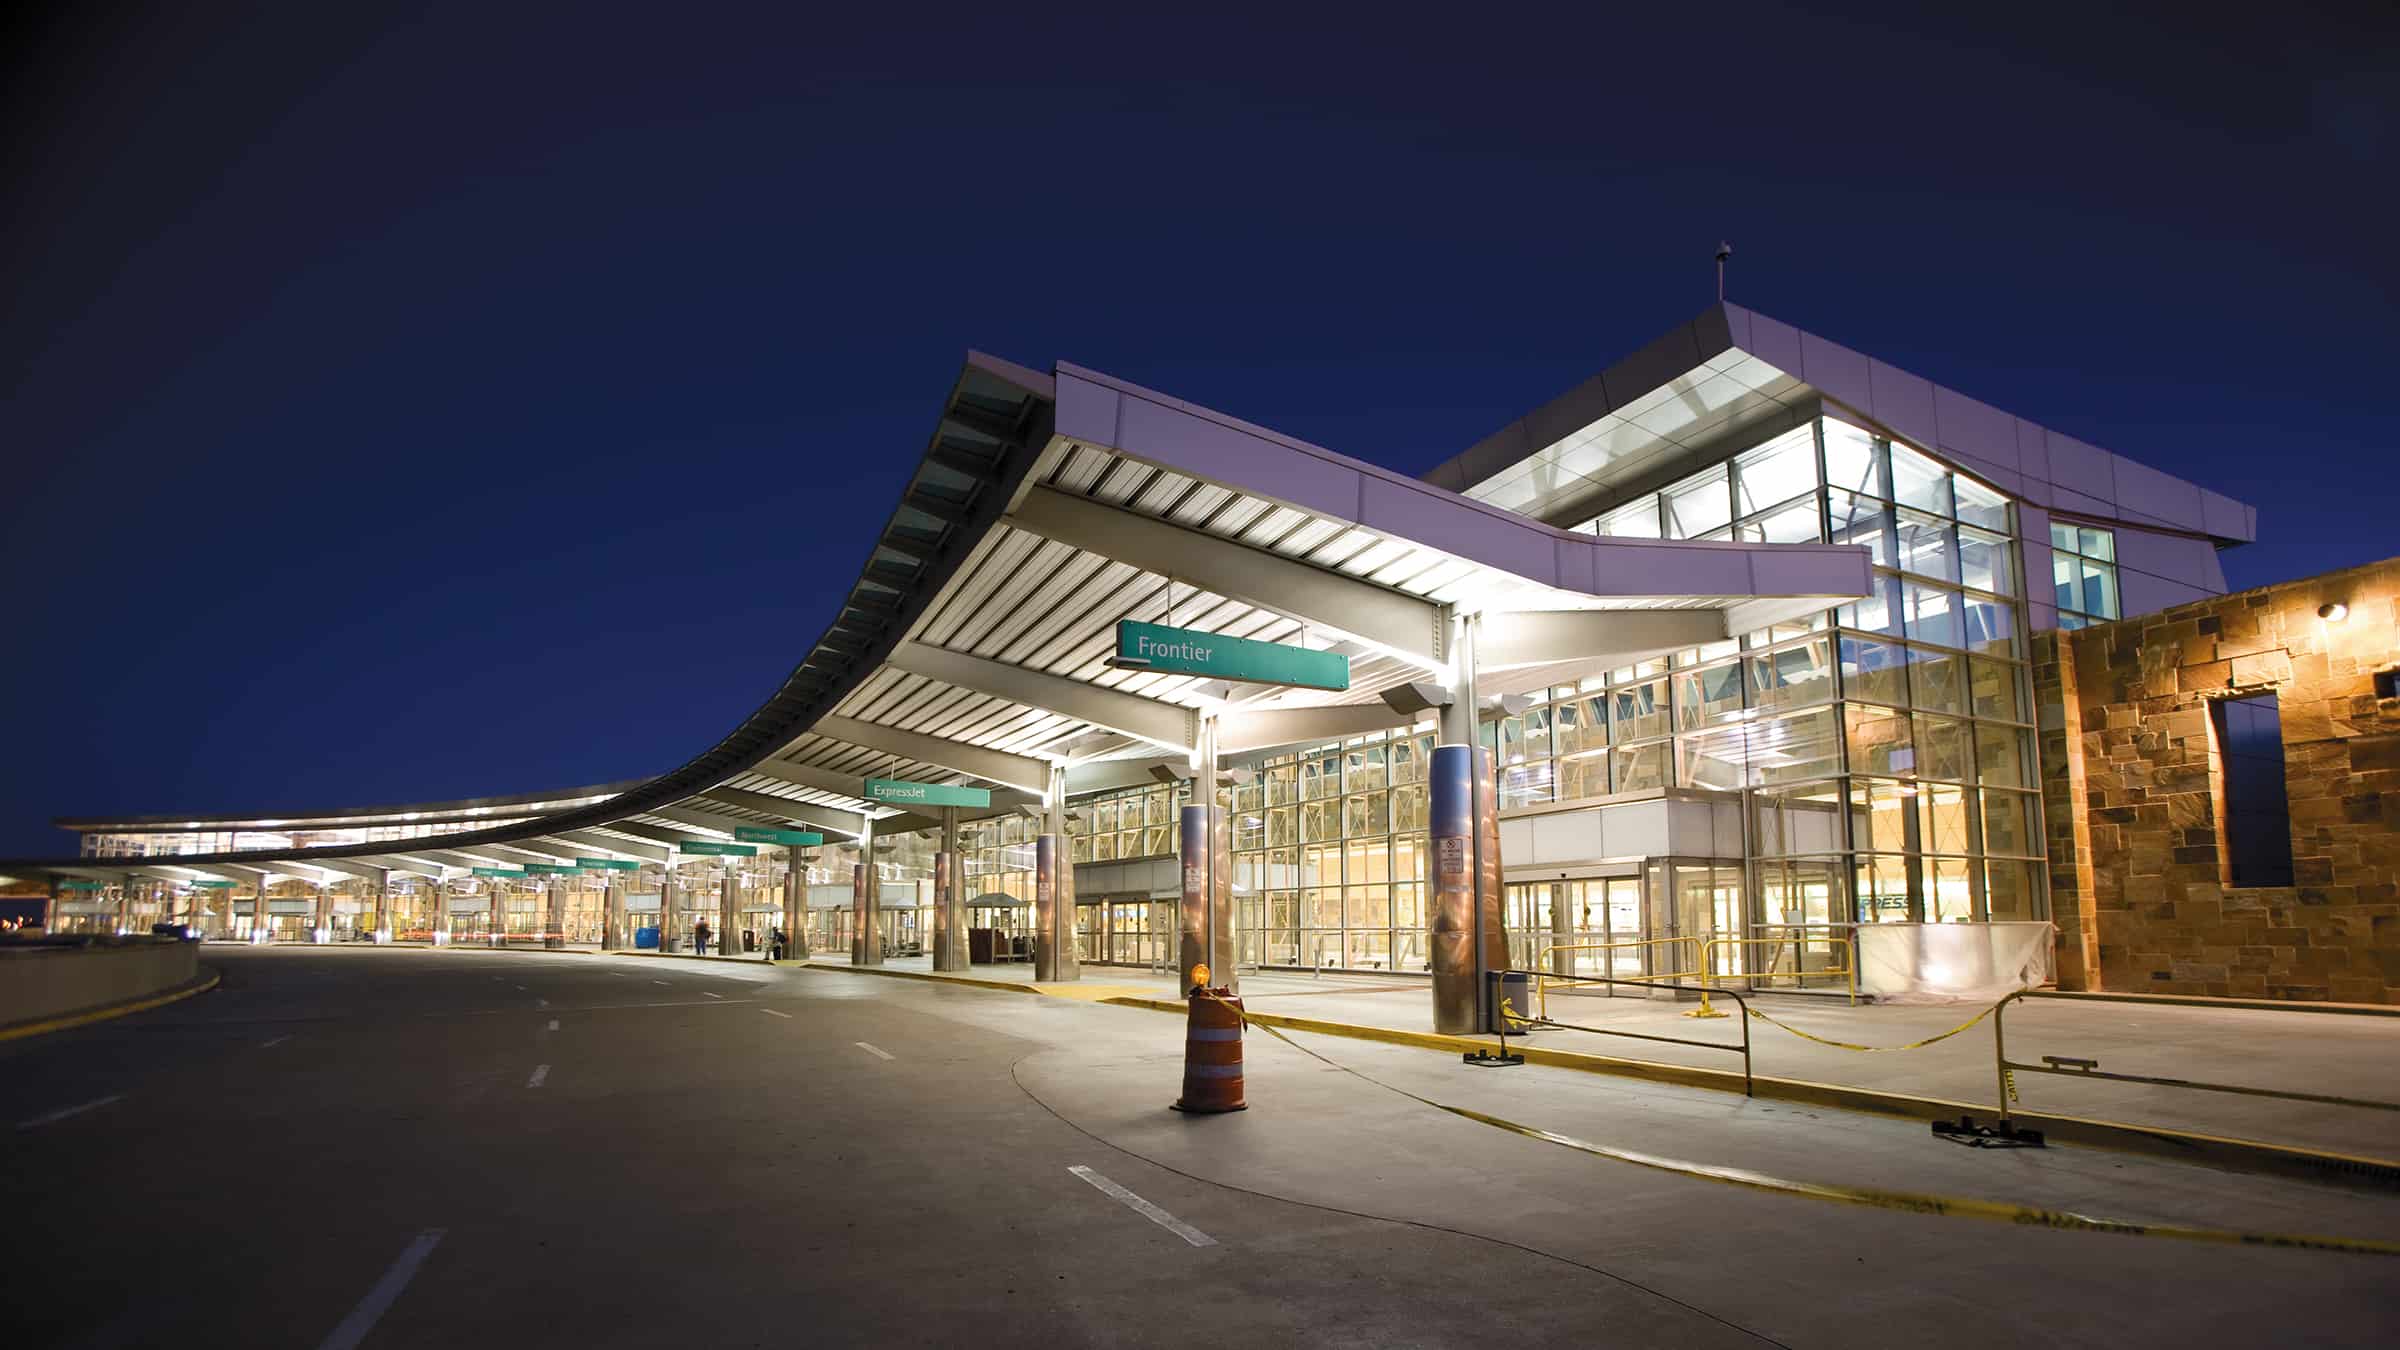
left=4, top=947, right=2396, bottom=1349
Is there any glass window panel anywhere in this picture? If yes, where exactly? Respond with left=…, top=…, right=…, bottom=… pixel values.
left=1663, top=468, right=1732, bottom=539
left=1736, top=498, right=1824, bottom=544
left=1848, top=778, right=1915, bottom=853
left=1734, top=425, right=1819, bottom=514
left=1390, top=736, right=1425, bottom=784
left=1918, top=782, right=1973, bottom=854
left=1498, top=758, right=1555, bottom=809
left=1300, top=800, right=1337, bottom=842
left=1914, top=713, right=1973, bottom=781
left=2078, top=559, right=2119, bottom=620
left=1498, top=714, right=1528, bottom=764
left=2077, top=527, right=2114, bottom=562
left=1346, top=744, right=1388, bottom=793
left=1675, top=661, right=1744, bottom=731
left=1747, top=707, right=1842, bottom=784
left=1092, top=799, right=1119, bottom=833
left=1752, top=778, right=1847, bottom=856
left=1845, top=704, right=1915, bottom=777
left=1985, top=860, right=2038, bottom=921
left=1980, top=787, right=2038, bottom=856
left=1611, top=677, right=1672, bottom=741
left=1822, top=417, right=1884, bottom=498
left=1961, top=594, right=2019, bottom=657
left=1557, top=751, right=1609, bottom=801
left=1839, top=573, right=1903, bottom=636
left=1827, top=489, right=1893, bottom=566
left=1594, top=496, right=1663, bottom=539
left=1302, top=750, right=1340, bottom=799
left=1611, top=741, right=1669, bottom=792
left=1676, top=726, right=1748, bottom=790
left=1975, top=723, right=2029, bottom=788
left=1265, top=805, right=1297, bottom=847
left=1391, top=784, right=1427, bottom=833
left=1749, top=636, right=1834, bottom=710
left=1854, top=853, right=1915, bottom=922
left=1927, top=857, right=1974, bottom=922
left=1345, top=927, right=1393, bottom=970
left=1902, top=581, right=1963, bottom=648
left=1344, top=839, right=1390, bottom=885
left=1953, top=476, right=2009, bottom=530
left=1264, top=763, right=1297, bottom=806
left=1524, top=703, right=1554, bottom=758
left=2049, top=521, right=2077, bottom=553
left=1553, top=697, right=1586, bottom=755
left=1890, top=443, right=1953, bottom=516
left=1839, top=635, right=1910, bottom=707
left=1895, top=509, right=1959, bottom=583
left=1958, top=526, right=2013, bottom=596
left=1909, top=649, right=1966, bottom=714
left=1969, top=658, right=2025, bottom=723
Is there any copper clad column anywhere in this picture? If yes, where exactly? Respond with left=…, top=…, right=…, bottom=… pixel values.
left=252, top=875, right=271, bottom=944
left=854, top=815, right=883, bottom=965
left=1429, top=743, right=1479, bottom=1034
left=718, top=869, right=738, bottom=958
left=1475, top=744, right=1509, bottom=1028
left=931, top=805, right=966, bottom=972
left=1032, top=834, right=1064, bottom=981
left=602, top=879, right=624, bottom=950
left=428, top=878, right=450, bottom=946
left=547, top=877, right=570, bottom=949
left=373, top=868, right=393, bottom=944
left=1177, top=803, right=1237, bottom=995
left=312, top=879, right=333, bottom=944
left=658, top=867, right=677, bottom=954
left=1035, top=762, right=1079, bottom=982
left=780, top=846, right=801, bottom=960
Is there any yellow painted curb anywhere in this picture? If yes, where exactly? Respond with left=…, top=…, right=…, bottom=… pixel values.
left=794, top=963, right=1044, bottom=995
left=0, top=968, right=222, bottom=1043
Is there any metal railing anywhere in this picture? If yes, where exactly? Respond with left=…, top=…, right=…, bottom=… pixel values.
left=1983, top=989, right=2400, bottom=1140
left=1532, top=937, right=1702, bottom=1017
left=1501, top=968, right=1754, bottom=1095
left=1697, top=932, right=1858, bottom=1008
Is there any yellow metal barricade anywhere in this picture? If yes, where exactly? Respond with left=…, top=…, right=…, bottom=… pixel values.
left=1533, top=936, right=1702, bottom=1018
left=1689, top=932, right=1859, bottom=1018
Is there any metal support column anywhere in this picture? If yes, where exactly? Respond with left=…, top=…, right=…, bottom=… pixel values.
left=659, top=866, right=678, bottom=953
left=1178, top=715, right=1235, bottom=993
left=717, top=869, right=737, bottom=958
left=780, top=846, right=801, bottom=960
left=118, top=874, right=135, bottom=936
left=428, top=877, right=451, bottom=946
left=1430, top=611, right=1510, bottom=1034
left=312, top=880, right=332, bottom=944
left=253, top=875, right=272, bottom=944
left=853, top=817, right=882, bottom=965
left=546, top=877, right=569, bottom=949
left=373, top=869, right=393, bottom=944
left=1035, top=761, right=1079, bottom=982
left=603, top=880, right=625, bottom=951
left=931, top=806, right=966, bottom=971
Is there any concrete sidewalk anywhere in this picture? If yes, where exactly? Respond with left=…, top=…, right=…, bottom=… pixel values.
left=799, top=953, right=2400, bottom=1162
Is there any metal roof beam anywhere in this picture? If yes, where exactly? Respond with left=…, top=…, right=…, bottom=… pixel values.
left=697, top=787, right=866, bottom=839
left=281, top=856, right=387, bottom=882
left=649, top=804, right=762, bottom=840
left=551, top=830, right=669, bottom=865
left=1008, top=484, right=1443, bottom=664
left=887, top=640, right=1195, bottom=753
left=597, top=821, right=689, bottom=849
left=1217, top=705, right=1431, bottom=757
left=1477, top=608, right=1728, bottom=671
left=356, top=854, right=447, bottom=879
left=813, top=715, right=1051, bottom=795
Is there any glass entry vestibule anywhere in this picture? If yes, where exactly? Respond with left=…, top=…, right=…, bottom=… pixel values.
left=1507, top=857, right=1850, bottom=995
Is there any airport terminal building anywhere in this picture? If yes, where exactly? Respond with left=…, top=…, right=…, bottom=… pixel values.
left=5, top=304, right=2271, bottom=1003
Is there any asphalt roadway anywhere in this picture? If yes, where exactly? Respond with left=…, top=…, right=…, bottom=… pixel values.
left=5, top=947, right=2396, bottom=1349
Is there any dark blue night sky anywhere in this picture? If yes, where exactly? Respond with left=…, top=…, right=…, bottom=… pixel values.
left=4, top=3, right=2394, bottom=855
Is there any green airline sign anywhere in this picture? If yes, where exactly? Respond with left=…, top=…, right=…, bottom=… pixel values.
left=471, top=866, right=525, bottom=878
left=677, top=840, right=757, bottom=857
left=1112, top=619, right=1349, bottom=691
left=576, top=858, right=642, bottom=871
left=191, top=880, right=238, bottom=889
left=521, top=863, right=580, bottom=875
left=864, top=778, right=991, bottom=809
left=59, top=880, right=106, bottom=891
left=734, top=826, right=824, bottom=846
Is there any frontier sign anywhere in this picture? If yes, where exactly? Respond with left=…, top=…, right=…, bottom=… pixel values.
left=1111, top=620, right=1349, bottom=692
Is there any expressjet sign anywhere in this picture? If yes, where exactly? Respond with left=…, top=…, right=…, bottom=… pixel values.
left=1111, top=620, right=1348, bottom=692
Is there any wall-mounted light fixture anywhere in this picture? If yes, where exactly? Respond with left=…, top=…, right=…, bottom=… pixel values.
left=2318, top=602, right=2349, bottom=622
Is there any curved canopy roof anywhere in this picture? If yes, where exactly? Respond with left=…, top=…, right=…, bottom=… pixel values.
left=9, top=350, right=1873, bottom=884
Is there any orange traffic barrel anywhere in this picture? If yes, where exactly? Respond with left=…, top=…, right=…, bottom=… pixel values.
left=1172, top=987, right=1247, bottom=1114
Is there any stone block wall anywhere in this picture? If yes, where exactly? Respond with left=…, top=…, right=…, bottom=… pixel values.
left=2035, top=555, right=2400, bottom=1004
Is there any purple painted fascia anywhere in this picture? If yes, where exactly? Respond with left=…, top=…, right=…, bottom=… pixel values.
left=1425, top=303, right=2259, bottom=547
left=964, top=349, right=1055, bottom=401
left=1052, top=362, right=1871, bottom=604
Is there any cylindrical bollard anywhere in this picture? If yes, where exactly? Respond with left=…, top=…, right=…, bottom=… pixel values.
left=1172, top=987, right=1247, bottom=1114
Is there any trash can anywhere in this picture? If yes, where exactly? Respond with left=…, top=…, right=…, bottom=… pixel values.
left=1486, top=969, right=1534, bottom=1033
left=742, top=928, right=757, bottom=952
left=633, top=925, right=659, bottom=950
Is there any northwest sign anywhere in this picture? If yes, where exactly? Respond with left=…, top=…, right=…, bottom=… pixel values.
left=1111, top=620, right=1349, bottom=691
left=734, top=826, right=825, bottom=846
left=677, top=840, right=757, bottom=857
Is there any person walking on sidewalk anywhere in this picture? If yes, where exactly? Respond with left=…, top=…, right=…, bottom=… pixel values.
left=694, top=919, right=712, bottom=956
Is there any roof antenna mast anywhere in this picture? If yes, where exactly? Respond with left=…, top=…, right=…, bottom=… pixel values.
left=1715, top=241, right=1732, bottom=303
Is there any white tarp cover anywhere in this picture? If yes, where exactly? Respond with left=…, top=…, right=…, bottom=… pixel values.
left=1858, top=921, right=2055, bottom=1004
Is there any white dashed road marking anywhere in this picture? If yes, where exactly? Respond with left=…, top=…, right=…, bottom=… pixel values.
left=1067, top=1166, right=1216, bottom=1247
left=760, top=1008, right=792, bottom=1019
left=260, top=1035, right=292, bottom=1049
left=651, top=980, right=671, bottom=986
left=527, top=1065, right=550, bottom=1088
left=315, top=1228, right=444, bottom=1350
left=855, top=1042, right=895, bottom=1061
left=703, top=992, right=724, bottom=999
left=17, top=1095, right=124, bottom=1130
left=546, top=1019, right=560, bottom=1031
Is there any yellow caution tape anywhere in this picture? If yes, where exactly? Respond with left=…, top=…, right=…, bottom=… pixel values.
left=1197, top=990, right=2400, bottom=1258
left=1742, top=1001, right=2001, bottom=1052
